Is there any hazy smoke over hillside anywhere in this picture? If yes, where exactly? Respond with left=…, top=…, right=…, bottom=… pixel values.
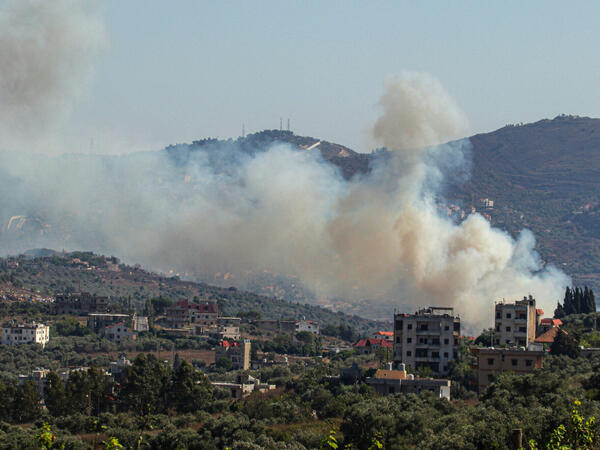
left=0, top=0, right=568, bottom=329
left=0, top=0, right=105, bottom=152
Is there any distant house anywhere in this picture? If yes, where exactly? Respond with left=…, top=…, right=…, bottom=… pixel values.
left=371, top=331, right=394, bottom=341
left=296, top=320, right=319, bottom=335
left=535, top=326, right=564, bottom=345
left=88, top=313, right=131, bottom=333
left=100, top=322, right=136, bottom=344
left=470, top=346, right=544, bottom=393
left=253, top=319, right=320, bottom=335
left=211, top=374, right=275, bottom=400
left=215, top=340, right=251, bottom=370
left=354, top=338, right=393, bottom=355
left=366, top=363, right=451, bottom=399
left=54, top=292, right=110, bottom=315
left=2, top=322, right=50, bottom=348
left=165, top=299, right=218, bottom=329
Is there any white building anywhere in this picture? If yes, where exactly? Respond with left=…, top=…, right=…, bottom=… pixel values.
left=2, top=322, right=50, bottom=348
left=494, top=296, right=541, bottom=347
left=393, top=307, right=460, bottom=375
left=296, top=320, right=319, bottom=335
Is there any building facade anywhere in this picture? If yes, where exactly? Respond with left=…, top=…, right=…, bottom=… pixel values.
left=2, top=322, right=50, bottom=348
left=366, top=364, right=451, bottom=399
left=215, top=339, right=251, bottom=370
left=54, top=292, right=110, bottom=315
left=88, top=313, right=132, bottom=333
left=470, top=346, right=544, bottom=393
left=494, top=296, right=541, bottom=347
left=101, top=322, right=137, bottom=344
left=165, top=299, right=218, bottom=329
left=393, top=306, right=460, bottom=375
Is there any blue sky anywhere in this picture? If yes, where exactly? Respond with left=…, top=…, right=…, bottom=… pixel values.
left=68, top=1, right=600, bottom=153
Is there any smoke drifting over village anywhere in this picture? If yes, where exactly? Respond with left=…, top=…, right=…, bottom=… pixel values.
left=0, top=2, right=569, bottom=328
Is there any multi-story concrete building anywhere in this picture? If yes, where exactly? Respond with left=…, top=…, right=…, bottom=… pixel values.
left=215, top=339, right=251, bottom=370
left=393, top=306, right=460, bottom=375
left=165, top=299, right=218, bottom=329
left=2, top=322, right=50, bottom=348
left=88, top=313, right=132, bottom=333
left=54, top=292, right=110, bottom=315
left=494, top=296, right=541, bottom=347
left=471, top=346, right=544, bottom=393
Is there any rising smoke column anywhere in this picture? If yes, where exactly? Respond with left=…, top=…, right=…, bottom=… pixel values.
left=363, top=72, right=569, bottom=328
left=0, top=0, right=106, bottom=153
left=0, top=3, right=568, bottom=332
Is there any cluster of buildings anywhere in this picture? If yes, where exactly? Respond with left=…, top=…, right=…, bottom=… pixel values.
left=356, top=296, right=564, bottom=398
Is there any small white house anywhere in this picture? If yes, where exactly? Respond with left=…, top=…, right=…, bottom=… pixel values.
left=2, top=322, right=50, bottom=348
left=296, top=320, right=320, bottom=335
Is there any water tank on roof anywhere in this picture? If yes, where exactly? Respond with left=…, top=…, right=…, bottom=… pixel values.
left=399, top=363, right=406, bottom=372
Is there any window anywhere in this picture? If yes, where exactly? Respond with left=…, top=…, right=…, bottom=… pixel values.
left=487, top=358, right=495, bottom=366
left=444, top=352, right=449, bottom=358
left=496, top=324, right=501, bottom=332
left=488, top=374, right=494, bottom=382
left=407, top=324, right=412, bottom=330
left=444, top=325, right=450, bottom=331
left=407, top=337, right=412, bottom=343
left=512, top=359, right=518, bottom=367
left=431, top=351, right=439, bottom=358
left=396, top=337, right=401, bottom=343
left=444, top=338, right=449, bottom=345
left=519, top=327, right=526, bottom=332
left=506, top=326, right=511, bottom=332
left=495, top=312, right=501, bottom=319
left=406, top=351, right=412, bottom=356
left=525, top=359, right=533, bottom=367
left=432, top=338, right=440, bottom=345
left=395, top=320, right=403, bottom=330
left=506, top=313, right=512, bottom=319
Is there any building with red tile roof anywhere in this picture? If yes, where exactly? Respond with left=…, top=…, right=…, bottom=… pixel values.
left=354, top=338, right=392, bottom=355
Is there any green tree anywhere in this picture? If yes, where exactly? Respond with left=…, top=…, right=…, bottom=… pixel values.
left=169, top=360, right=213, bottom=413
left=550, top=329, right=580, bottom=358
left=13, top=381, right=41, bottom=423
left=44, top=372, right=67, bottom=417
left=118, top=353, right=171, bottom=416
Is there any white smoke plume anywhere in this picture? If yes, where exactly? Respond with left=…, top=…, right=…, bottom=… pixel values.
left=0, top=12, right=568, bottom=335
left=0, top=0, right=106, bottom=153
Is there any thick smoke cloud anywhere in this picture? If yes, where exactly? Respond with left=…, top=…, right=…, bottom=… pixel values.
left=0, top=0, right=106, bottom=152
left=0, top=1, right=568, bottom=330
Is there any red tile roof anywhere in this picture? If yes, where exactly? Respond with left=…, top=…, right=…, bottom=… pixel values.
left=536, top=309, right=544, bottom=315
left=535, top=326, right=566, bottom=344
left=354, top=338, right=392, bottom=348
left=540, top=318, right=563, bottom=326
left=219, top=340, right=240, bottom=347
left=373, top=331, right=393, bottom=336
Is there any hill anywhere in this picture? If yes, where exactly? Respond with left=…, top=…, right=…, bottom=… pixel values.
left=452, top=115, right=600, bottom=291
left=0, top=252, right=384, bottom=335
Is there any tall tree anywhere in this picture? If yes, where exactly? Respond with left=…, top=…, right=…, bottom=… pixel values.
left=169, top=360, right=213, bottom=413
left=44, top=372, right=67, bottom=417
left=118, top=354, right=171, bottom=416
left=13, top=381, right=41, bottom=423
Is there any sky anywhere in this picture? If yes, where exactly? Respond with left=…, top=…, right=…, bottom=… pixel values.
left=61, top=1, right=600, bottom=154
